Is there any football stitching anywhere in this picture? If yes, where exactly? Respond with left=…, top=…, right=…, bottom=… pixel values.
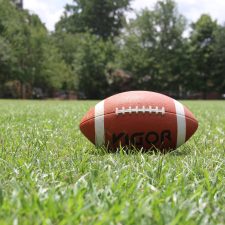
left=115, top=106, right=165, bottom=115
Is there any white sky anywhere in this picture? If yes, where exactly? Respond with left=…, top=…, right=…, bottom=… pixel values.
left=23, top=0, right=225, bottom=31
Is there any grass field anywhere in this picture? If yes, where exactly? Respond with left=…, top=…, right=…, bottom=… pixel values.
left=0, top=100, right=224, bottom=225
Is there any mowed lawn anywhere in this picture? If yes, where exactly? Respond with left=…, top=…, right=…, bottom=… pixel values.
left=0, top=100, right=224, bottom=225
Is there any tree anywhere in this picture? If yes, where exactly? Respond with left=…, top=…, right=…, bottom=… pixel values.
left=211, top=25, right=225, bottom=93
left=56, top=0, right=132, bottom=40
left=71, top=33, right=117, bottom=98
left=0, top=0, right=18, bottom=83
left=118, top=0, right=186, bottom=95
left=0, top=2, right=47, bottom=90
left=39, top=40, right=74, bottom=93
left=189, top=14, right=218, bottom=98
left=0, top=36, right=15, bottom=96
left=0, top=0, right=73, bottom=98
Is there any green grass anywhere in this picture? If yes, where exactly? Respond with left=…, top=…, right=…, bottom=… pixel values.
left=0, top=100, right=224, bottom=225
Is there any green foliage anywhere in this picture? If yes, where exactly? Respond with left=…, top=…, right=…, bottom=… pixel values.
left=0, top=36, right=15, bottom=83
left=118, top=0, right=187, bottom=94
left=0, top=100, right=224, bottom=224
left=73, top=33, right=117, bottom=98
left=56, top=0, right=132, bottom=40
left=189, top=15, right=219, bottom=98
left=0, top=0, right=73, bottom=98
left=0, top=0, right=18, bottom=84
left=53, top=31, right=118, bottom=98
left=211, top=25, right=225, bottom=92
left=39, top=39, right=75, bottom=90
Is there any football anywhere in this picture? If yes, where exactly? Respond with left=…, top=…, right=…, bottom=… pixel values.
left=79, top=91, right=198, bottom=152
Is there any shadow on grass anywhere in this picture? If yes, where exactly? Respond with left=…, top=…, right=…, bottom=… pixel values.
left=88, top=144, right=191, bottom=157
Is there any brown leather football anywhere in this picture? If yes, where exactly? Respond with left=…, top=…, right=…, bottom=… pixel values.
left=80, top=91, right=198, bottom=152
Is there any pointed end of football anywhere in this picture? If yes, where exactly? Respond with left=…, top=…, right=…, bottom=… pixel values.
left=186, top=116, right=198, bottom=142
left=79, top=107, right=95, bottom=145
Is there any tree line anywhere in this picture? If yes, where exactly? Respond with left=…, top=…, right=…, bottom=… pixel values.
left=0, top=0, right=225, bottom=99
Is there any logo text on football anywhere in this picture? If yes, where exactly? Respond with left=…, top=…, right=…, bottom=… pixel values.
left=112, top=130, right=171, bottom=146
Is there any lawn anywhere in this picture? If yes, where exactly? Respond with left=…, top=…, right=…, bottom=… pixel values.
left=0, top=100, right=224, bottom=225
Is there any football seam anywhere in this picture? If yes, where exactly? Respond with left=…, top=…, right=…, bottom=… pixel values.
left=80, top=111, right=198, bottom=126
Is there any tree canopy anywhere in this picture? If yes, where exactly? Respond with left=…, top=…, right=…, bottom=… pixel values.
left=0, top=0, right=73, bottom=98
left=56, top=0, right=132, bottom=40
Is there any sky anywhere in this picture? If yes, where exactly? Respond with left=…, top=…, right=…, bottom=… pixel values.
left=23, top=0, right=225, bottom=31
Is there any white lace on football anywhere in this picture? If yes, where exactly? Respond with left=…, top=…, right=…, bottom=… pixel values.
left=115, top=106, right=165, bottom=115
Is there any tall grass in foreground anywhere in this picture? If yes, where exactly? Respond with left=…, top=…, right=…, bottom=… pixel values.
left=0, top=100, right=224, bottom=225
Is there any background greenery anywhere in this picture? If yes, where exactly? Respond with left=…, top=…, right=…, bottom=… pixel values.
left=0, top=0, right=225, bottom=99
left=0, top=100, right=224, bottom=224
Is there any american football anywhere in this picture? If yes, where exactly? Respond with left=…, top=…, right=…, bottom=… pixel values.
left=80, top=91, right=198, bottom=152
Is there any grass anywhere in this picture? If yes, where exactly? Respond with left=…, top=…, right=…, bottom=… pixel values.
left=0, top=100, right=224, bottom=225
